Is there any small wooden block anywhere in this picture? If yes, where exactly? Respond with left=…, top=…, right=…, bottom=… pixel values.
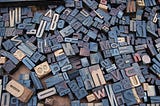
left=0, top=57, right=7, bottom=64
left=13, top=49, right=26, bottom=61
left=86, top=94, right=96, bottom=102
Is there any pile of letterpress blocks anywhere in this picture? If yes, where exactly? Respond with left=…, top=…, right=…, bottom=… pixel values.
left=0, top=0, right=160, bottom=106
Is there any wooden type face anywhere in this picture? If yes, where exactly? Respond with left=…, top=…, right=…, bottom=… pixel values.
left=34, top=61, right=51, bottom=78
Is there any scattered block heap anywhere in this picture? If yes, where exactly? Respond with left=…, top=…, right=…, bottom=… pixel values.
left=0, top=0, right=160, bottom=106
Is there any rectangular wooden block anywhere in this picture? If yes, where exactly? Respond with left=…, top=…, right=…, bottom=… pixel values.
left=6, top=80, right=33, bottom=103
left=34, top=61, right=51, bottom=78
left=79, top=68, right=95, bottom=90
left=89, top=64, right=106, bottom=87
left=37, top=87, right=57, bottom=100
left=13, top=49, right=26, bottom=61
left=0, top=56, right=7, bottom=64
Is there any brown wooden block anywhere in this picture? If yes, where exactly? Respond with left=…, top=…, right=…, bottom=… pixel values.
left=86, top=94, right=96, bottom=102
left=137, top=0, right=145, bottom=7
left=0, top=56, right=7, bottom=64
left=34, top=61, right=51, bottom=78
left=54, top=49, right=66, bottom=61
left=93, top=86, right=107, bottom=100
left=6, top=80, right=33, bottom=103
left=89, top=64, right=106, bottom=87
left=13, top=49, right=26, bottom=61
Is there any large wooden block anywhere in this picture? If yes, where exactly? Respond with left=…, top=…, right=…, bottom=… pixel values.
left=6, top=80, right=33, bottom=103
left=34, top=61, right=51, bottom=78
left=89, top=64, right=106, bottom=87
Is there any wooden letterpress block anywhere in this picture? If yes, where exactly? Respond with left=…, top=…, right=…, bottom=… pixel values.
left=30, top=72, right=43, bottom=90
left=2, top=60, right=16, bottom=73
left=1, top=93, right=10, bottom=106
left=81, top=57, right=89, bottom=67
left=100, top=58, right=112, bottom=69
left=136, top=21, right=146, bottom=38
left=36, top=20, right=47, bottom=38
left=90, top=53, right=102, bottom=65
left=50, top=63, right=60, bottom=75
left=13, top=49, right=26, bottom=61
left=55, top=81, right=70, bottom=96
left=124, top=67, right=136, bottom=77
left=47, top=53, right=55, bottom=64
left=72, top=44, right=79, bottom=54
left=150, top=96, right=160, bottom=103
left=45, top=73, right=64, bottom=88
left=80, top=48, right=90, bottom=56
left=71, top=100, right=80, bottom=106
left=94, top=103, right=103, bottom=106
left=31, top=51, right=42, bottom=64
left=137, top=0, right=145, bottom=7
left=142, top=54, right=151, bottom=64
left=59, top=25, right=74, bottom=37
left=15, top=7, right=21, bottom=24
left=127, top=0, right=136, bottom=13
left=110, top=69, right=122, bottom=82
left=58, top=58, right=70, bottom=68
left=89, top=64, right=106, bottom=87
left=105, top=85, right=118, bottom=106
left=10, top=97, right=19, bottom=106
left=130, top=75, right=141, bottom=87
left=121, top=78, right=132, bottom=90
left=34, top=61, right=51, bottom=78
left=6, top=80, right=33, bottom=103
left=119, top=45, right=134, bottom=54
left=61, top=64, right=72, bottom=72
left=79, top=68, right=95, bottom=90
left=70, top=57, right=82, bottom=70
left=86, top=94, right=96, bottom=102
left=62, top=43, right=75, bottom=56
left=112, top=81, right=124, bottom=93
left=93, top=86, right=107, bottom=100
left=2, top=39, right=14, bottom=51
left=136, top=86, right=145, bottom=98
left=18, top=43, right=34, bottom=57
left=147, top=85, right=156, bottom=96
left=54, top=49, right=66, bottom=61
left=0, top=56, right=6, bottom=64
left=22, top=57, right=35, bottom=70
left=123, top=89, right=138, bottom=105
left=37, top=87, right=57, bottom=100
left=115, top=93, right=125, bottom=105
left=50, top=13, right=59, bottom=30
left=89, top=42, right=98, bottom=52
left=74, top=87, right=88, bottom=100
